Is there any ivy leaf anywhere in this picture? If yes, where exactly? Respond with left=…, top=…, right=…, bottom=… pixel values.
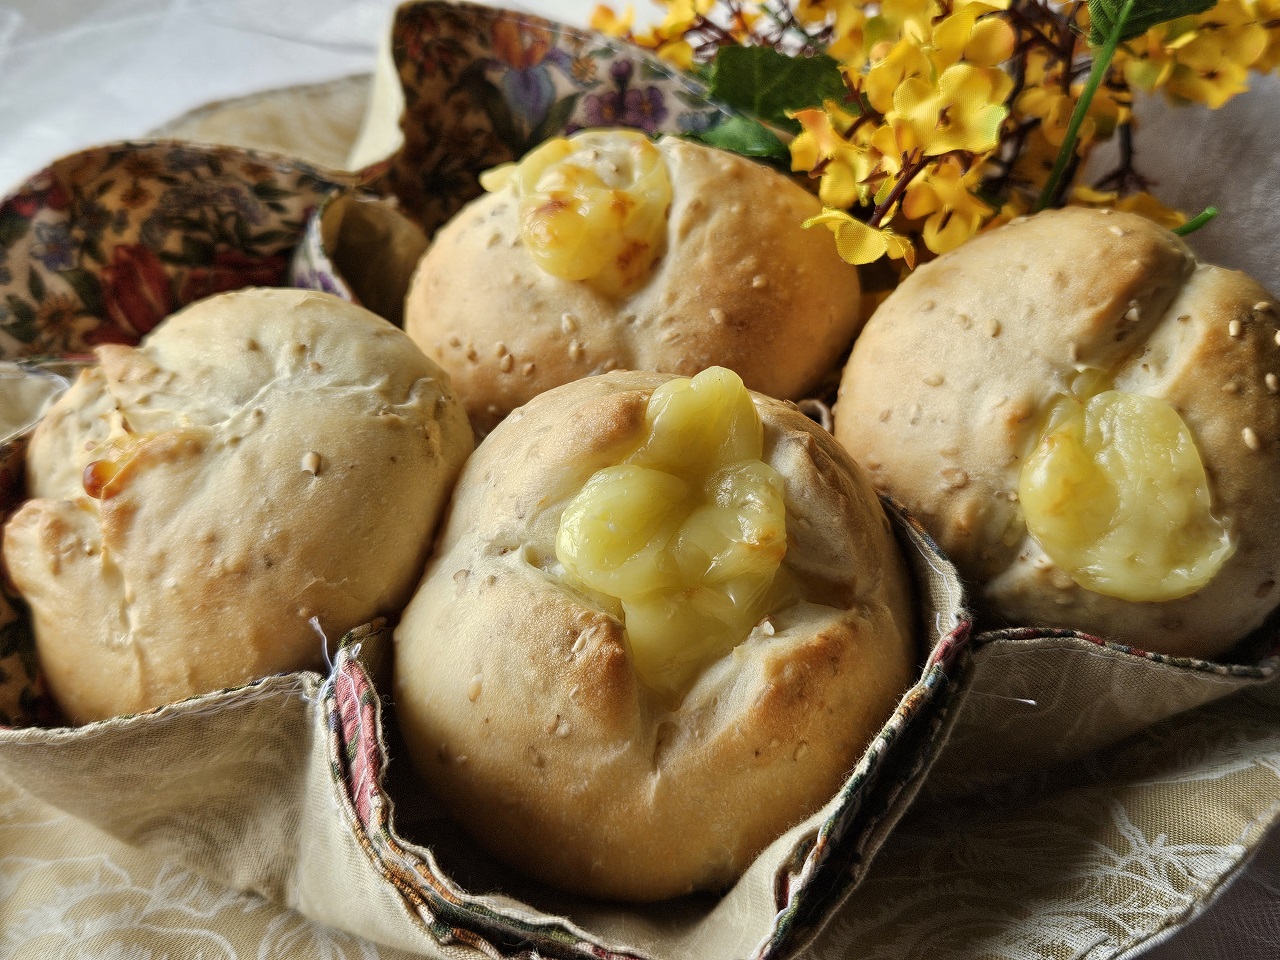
left=1089, top=0, right=1216, bottom=45
left=704, top=46, right=847, bottom=131
left=696, top=115, right=789, bottom=160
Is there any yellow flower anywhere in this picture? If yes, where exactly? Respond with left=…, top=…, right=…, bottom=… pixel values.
left=983, top=192, right=1032, bottom=232
left=824, top=2, right=870, bottom=62
left=1085, top=84, right=1131, bottom=141
left=869, top=120, right=915, bottom=177
left=792, top=0, right=835, bottom=25
left=790, top=106, right=884, bottom=207
left=590, top=4, right=634, bottom=36
left=804, top=208, right=918, bottom=267
left=874, top=0, right=937, bottom=46
left=1165, top=28, right=1267, bottom=107
left=963, top=15, right=1016, bottom=66
left=1016, top=85, right=1081, bottom=148
left=1071, top=187, right=1188, bottom=230
left=901, top=157, right=993, bottom=253
left=629, top=0, right=715, bottom=47
left=657, top=38, right=695, bottom=70
left=890, top=63, right=1010, bottom=156
left=1121, top=0, right=1270, bottom=107
left=1009, top=127, right=1062, bottom=192
left=864, top=38, right=933, bottom=114
left=659, top=0, right=715, bottom=36
left=1015, top=44, right=1130, bottom=147
left=1248, top=0, right=1280, bottom=70
left=953, top=0, right=1011, bottom=13
left=931, top=8, right=1014, bottom=70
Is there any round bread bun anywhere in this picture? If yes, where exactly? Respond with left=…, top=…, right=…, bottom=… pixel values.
left=834, top=207, right=1280, bottom=658
left=404, top=131, right=863, bottom=433
left=3, top=288, right=473, bottom=724
left=394, top=370, right=915, bottom=901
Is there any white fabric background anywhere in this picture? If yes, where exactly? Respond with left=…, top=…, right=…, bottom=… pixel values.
left=0, top=0, right=607, bottom=193
left=0, top=1, right=1275, bottom=957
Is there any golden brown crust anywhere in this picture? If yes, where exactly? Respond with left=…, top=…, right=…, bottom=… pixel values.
left=3, top=288, right=474, bottom=723
left=834, top=207, right=1280, bottom=656
left=404, top=136, right=863, bottom=432
left=393, top=371, right=915, bottom=901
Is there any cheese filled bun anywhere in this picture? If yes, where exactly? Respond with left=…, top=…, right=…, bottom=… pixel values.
left=404, top=130, right=863, bottom=432
left=835, top=207, right=1280, bottom=658
left=394, top=367, right=915, bottom=901
left=4, top=288, right=473, bottom=723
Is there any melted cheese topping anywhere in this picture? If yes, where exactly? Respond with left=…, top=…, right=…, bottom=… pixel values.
left=481, top=130, right=671, bottom=296
left=556, top=368, right=789, bottom=695
left=1019, top=390, right=1234, bottom=601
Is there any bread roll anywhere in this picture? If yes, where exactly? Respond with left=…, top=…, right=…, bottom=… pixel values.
left=3, top=288, right=473, bottom=724
left=835, top=207, right=1280, bottom=658
left=404, top=130, right=863, bottom=432
left=394, top=368, right=915, bottom=901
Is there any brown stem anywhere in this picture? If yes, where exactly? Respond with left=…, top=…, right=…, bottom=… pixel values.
left=1004, top=5, right=1070, bottom=59
left=1091, top=121, right=1152, bottom=194
left=869, top=152, right=929, bottom=228
left=982, top=118, right=1039, bottom=198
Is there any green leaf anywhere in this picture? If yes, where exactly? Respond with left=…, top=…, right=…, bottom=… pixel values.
left=705, top=46, right=847, bottom=131
left=82, top=238, right=105, bottom=266
left=60, top=268, right=105, bottom=314
left=529, top=93, right=582, bottom=149
left=0, top=209, right=30, bottom=249
left=1088, top=0, right=1215, bottom=46
left=181, top=235, right=216, bottom=264
left=27, top=267, right=45, bottom=303
left=5, top=294, right=38, bottom=342
left=247, top=229, right=295, bottom=247
left=251, top=182, right=291, bottom=202
left=694, top=115, right=790, bottom=160
left=451, top=61, right=521, bottom=156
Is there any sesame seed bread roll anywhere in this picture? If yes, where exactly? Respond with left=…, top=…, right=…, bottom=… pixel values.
left=394, top=369, right=915, bottom=902
left=834, top=207, right=1280, bottom=658
left=3, top=288, right=473, bottom=724
left=404, top=131, right=863, bottom=433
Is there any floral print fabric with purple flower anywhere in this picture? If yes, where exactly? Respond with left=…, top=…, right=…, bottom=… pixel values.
left=0, top=144, right=346, bottom=359
left=581, top=60, right=669, bottom=133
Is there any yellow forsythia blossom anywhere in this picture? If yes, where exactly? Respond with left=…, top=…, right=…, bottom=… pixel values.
left=591, top=0, right=1280, bottom=267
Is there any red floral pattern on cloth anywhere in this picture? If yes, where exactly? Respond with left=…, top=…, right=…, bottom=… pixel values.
left=0, top=142, right=352, bottom=358
left=100, top=243, right=173, bottom=338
